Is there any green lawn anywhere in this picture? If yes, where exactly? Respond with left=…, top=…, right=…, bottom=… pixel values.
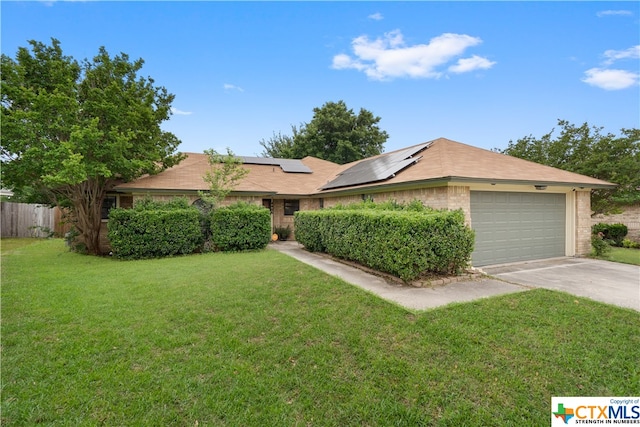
left=2, top=239, right=639, bottom=426
left=594, top=246, right=640, bottom=266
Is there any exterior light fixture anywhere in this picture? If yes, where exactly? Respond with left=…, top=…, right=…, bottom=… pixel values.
left=534, top=185, right=547, bottom=190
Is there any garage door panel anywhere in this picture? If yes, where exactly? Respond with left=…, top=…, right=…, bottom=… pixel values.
left=471, top=191, right=566, bottom=266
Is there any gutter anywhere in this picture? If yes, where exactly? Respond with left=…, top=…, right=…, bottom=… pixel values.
left=315, top=176, right=617, bottom=197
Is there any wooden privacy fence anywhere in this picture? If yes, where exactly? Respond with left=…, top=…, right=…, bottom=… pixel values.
left=0, top=202, right=60, bottom=238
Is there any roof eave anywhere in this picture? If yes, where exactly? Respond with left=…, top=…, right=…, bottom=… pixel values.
left=447, top=176, right=617, bottom=189
left=317, top=176, right=617, bottom=196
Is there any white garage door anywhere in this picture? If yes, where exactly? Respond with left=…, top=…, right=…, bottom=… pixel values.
left=470, top=191, right=566, bottom=266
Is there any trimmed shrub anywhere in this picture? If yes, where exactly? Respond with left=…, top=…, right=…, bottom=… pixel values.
left=210, top=202, right=271, bottom=251
left=592, top=223, right=628, bottom=246
left=293, top=212, right=326, bottom=252
left=622, top=238, right=640, bottom=249
left=591, top=233, right=611, bottom=257
left=295, top=201, right=474, bottom=281
left=108, top=205, right=203, bottom=260
left=132, top=196, right=191, bottom=211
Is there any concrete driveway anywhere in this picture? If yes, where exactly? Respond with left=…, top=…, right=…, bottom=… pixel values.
left=482, top=257, right=640, bottom=311
left=272, top=242, right=639, bottom=312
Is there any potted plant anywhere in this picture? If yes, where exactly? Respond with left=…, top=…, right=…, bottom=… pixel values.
left=274, top=225, right=292, bottom=241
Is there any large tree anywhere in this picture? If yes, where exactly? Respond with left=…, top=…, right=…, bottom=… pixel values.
left=500, top=120, right=640, bottom=214
left=258, top=127, right=300, bottom=160
left=1, top=39, right=184, bottom=254
left=260, top=100, right=388, bottom=164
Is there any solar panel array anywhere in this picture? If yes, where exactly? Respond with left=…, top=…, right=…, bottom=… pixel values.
left=320, top=142, right=432, bottom=190
left=240, top=156, right=313, bottom=174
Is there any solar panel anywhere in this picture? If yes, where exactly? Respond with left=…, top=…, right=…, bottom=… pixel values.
left=320, top=142, right=431, bottom=190
left=240, top=157, right=312, bottom=174
left=279, top=159, right=313, bottom=173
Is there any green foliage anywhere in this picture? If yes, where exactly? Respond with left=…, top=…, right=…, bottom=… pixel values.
left=63, top=227, right=86, bottom=254
left=295, top=201, right=474, bottom=281
left=107, top=202, right=202, bottom=260
left=1, top=38, right=184, bottom=254
left=330, top=199, right=436, bottom=212
left=591, top=233, right=611, bottom=257
left=258, top=127, right=300, bottom=159
left=592, top=222, right=628, bottom=247
left=273, top=225, right=292, bottom=241
left=622, top=239, right=640, bottom=249
left=200, top=148, right=249, bottom=207
left=260, top=100, right=388, bottom=164
left=210, top=202, right=271, bottom=251
left=27, top=225, right=55, bottom=238
left=132, top=195, right=191, bottom=211
left=500, top=120, right=640, bottom=214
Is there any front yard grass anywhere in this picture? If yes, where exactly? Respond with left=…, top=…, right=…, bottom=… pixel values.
left=593, top=246, right=640, bottom=266
left=2, top=239, right=639, bottom=426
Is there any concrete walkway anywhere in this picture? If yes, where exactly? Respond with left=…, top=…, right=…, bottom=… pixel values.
left=271, top=242, right=640, bottom=311
left=270, top=241, right=527, bottom=311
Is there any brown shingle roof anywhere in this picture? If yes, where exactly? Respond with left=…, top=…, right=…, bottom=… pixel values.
left=115, top=153, right=342, bottom=196
left=317, top=138, right=615, bottom=193
left=115, top=138, right=615, bottom=196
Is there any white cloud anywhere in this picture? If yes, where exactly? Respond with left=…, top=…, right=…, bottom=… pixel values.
left=596, top=10, right=633, bottom=17
left=603, top=45, right=640, bottom=65
left=332, top=30, right=494, bottom=81
left=448, top=55, right=496, bottom=73
left=582, top=45, right=640, bottom=90
left=171, top=107, right=193, bottom=116
left=582, top=68, right=639, bottom=90
left=368, top=12, right=384, bottom=21
left=223, top=83, right=244, bottom=92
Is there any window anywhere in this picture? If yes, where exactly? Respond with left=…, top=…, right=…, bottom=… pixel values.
left=119, top=195, right=133, bottom=209
left=101, top=196, right=117, bottom=220
left=319, top=198, right=324, bottom=209
left=192, top=198, right=213, bottom=213
left=284, top=199, right=300, bottom=216
left=262, top=199, right=272, bottom=212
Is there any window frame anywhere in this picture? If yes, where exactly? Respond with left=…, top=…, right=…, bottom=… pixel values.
left=101, top=196, right=118, bottom=220
left=283, top=199, right=300, bottom=216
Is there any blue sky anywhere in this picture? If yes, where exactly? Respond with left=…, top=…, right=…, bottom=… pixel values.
left=2, top=1, right=639, bottom=156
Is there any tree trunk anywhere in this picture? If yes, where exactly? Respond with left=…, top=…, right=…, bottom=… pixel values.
left=69, top=179, right=108, bottom=255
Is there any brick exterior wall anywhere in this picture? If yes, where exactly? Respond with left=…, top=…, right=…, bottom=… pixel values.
left=592, top=204, right=640, bottom=242
left=575, top=191, right=592, bottom=255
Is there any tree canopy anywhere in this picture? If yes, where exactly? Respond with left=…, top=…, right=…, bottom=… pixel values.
left=200, top=147, right=249, bottom=207
left=260, top=100, right=388, bottom=164
left=1, top=39, right=184, bottom=254
left=500, top=120, right=640, bottom=214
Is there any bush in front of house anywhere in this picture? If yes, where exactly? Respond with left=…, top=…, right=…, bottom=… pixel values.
left=210, top=202, right=271, bottom=251
left=592, top=222, right=628, bottom=247
left=108, top=198, right=203, bottom=259
left=591, top=232, right=611, bottom=257
left=295, top=201, right=475, bottom=281
left=293, top=212, right=326, bottom=252
left=622, top=238, right=640, bottom=249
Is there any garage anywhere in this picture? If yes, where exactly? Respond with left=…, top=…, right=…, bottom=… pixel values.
left=470, top=191, right=566, bottom=266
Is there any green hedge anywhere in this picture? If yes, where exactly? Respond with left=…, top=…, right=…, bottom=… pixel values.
left=108, top=206, right=203, bottom=260
left=210, top=203, right=271, bottom=251
left=295, top=202, right=475, bottom=281
left=592, top=222, right=628, bottom=247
